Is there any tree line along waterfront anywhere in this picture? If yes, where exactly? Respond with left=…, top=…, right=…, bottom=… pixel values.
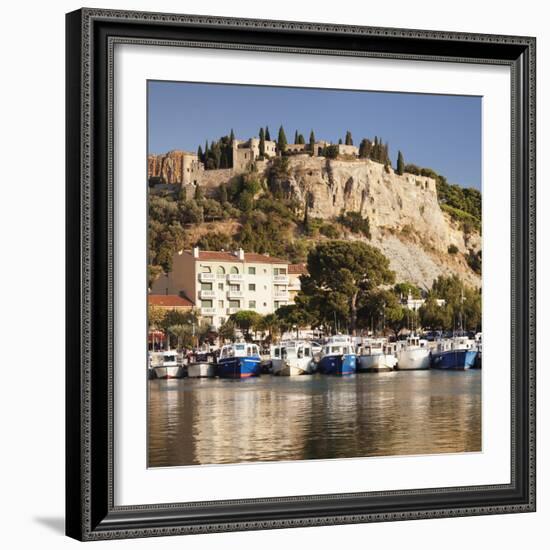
left=150, top=242, right=481, bottom=349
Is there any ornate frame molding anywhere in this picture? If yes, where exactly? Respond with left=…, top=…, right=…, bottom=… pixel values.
left=66, top=8, right=536, bottom=541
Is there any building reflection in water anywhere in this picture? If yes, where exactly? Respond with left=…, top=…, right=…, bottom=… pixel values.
left=148, top=371, right=481, bottom=468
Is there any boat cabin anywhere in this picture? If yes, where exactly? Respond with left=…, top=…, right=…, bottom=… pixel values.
left=220, top=343, right=260, bottom=359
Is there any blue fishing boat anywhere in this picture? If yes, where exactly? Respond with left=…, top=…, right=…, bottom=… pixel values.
left=431, top=336, right=478, bottom=370
left=217, top=343, right=262, bottom=379
left=318, top=335, right=357, bottom=375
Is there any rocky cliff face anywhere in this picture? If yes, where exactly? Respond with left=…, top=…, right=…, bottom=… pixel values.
left=276, top=156, right=481, bottom=290
left=148, top=150, right=187, bottom=184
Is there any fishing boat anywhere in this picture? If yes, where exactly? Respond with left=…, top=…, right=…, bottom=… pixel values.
left=396, top=336, right=430, bottom=370
left=318, top=335, right=357, bottom=375
left=271, top=341, right=315, bottom=376
left=431, top=336, right=478, bottom=370
left=187, top=361, right=217, bottom=378
left=357, top=338, right=398, bottom=372
left=151, top=350, right=184, bottom=379
left=217, top=342, right=262, bottom=379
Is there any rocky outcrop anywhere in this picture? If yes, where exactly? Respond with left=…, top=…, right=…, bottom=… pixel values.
left=148, top=150, right=189, bottom=184
left=274, top=156, right=481, bottom=289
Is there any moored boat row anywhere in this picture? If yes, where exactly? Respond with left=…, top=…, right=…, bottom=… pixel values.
left=149, top=332, right=482, bottom=379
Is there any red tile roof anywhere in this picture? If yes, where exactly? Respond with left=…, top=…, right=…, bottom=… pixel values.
left=288, top=263, right=308, bottom=275
left=148, top=294, right=194, bottom=308
left=184, top=250, right=287, bottom=264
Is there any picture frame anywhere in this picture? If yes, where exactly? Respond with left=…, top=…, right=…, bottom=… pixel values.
left=65, top=7, right=536, bottom=541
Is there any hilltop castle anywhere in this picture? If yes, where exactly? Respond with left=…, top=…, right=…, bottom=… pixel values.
left=147, top=136, right=361, bottom=193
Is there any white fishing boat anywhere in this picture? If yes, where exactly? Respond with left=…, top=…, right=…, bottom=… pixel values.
left=271, top=341, right=315, bottom=376
left=396, top=336, right=430, bottom=370
left=357, top=338, right=398, bottom=372
left=151, top=350, right=184, bottom=379
left=187, top=361, right=217, bottom=378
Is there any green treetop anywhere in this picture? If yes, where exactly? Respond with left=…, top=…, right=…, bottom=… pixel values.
left=277, top=125, right=288, bottom=153
left=397, top=150, right=405, bottom=175
left=345, top=131, right=353, bottom=146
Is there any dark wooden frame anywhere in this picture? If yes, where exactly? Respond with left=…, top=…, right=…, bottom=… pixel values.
left=66, top=8, right=536, bottom=541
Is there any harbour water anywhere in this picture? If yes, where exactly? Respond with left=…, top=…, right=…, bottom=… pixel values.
left=148, top=370, right=481, bottom=468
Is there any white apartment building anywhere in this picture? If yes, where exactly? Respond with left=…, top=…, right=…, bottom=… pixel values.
left=152, top=247, right=291, bottom=328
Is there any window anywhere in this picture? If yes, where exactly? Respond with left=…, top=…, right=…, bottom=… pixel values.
left=230, top=284, right=240, bottom=291
left=201, top=282, right=212, bottom=290
left=218, top=300, right=224, bottom=309
left=201, top=300, right=213, bottom=308
left=229, top=300, right=240, bottom=308
left=201, top=266, right=211, bottom=273
left=216, top=266, right=226, bottom=275
left=230, top=266, right=239, bottom=274
left=248, top=283, right=256, bottom=291
left=248, top=301, right=256, bottom=309
left=218, top=283, right=224, bottom=290
left=248, top=267, right=256, bottom=275
left=274, top=267, right=287, bottom=275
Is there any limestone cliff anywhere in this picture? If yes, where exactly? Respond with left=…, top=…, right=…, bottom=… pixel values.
left=273, top=156, right=481, bottom=290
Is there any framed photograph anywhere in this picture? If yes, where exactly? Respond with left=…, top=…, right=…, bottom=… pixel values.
left=66, top=8, right=536, bottom=541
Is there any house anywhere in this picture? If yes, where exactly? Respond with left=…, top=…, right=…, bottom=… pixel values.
left=151, top=247, right=291, bottom=328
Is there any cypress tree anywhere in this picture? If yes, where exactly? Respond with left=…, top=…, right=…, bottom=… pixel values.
left=197, top=145, right=203, bottom=163
left=277, top=125, right=288, bottom=153
left=309, top=130, right=316, bottom=155
left=297, top=134, right=305, bottom=144
left=345, top=131, right=353, bottom=146
left=396, top=150, right=405, bottom=175
left=259, top=127, right=266, bottom=157
left=338, top=138, right=343, bottom=145
left=265, top=126, right=271, bottom=141
left=294, top=130, right=299, bottom=144
left=229, top=128, right=235, bottom=143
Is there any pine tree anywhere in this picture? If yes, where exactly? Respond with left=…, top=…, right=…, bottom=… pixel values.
left=396, top=150, right=405, bottom=175
left=277, top=125, right=288, bottom=153
left=265, top=126, right=271, bottom=141
left=309, top=130, right=316, bottom=155
left=345, top=131, right=353, bottom=146
left=259, top=127, right=266, bottom=157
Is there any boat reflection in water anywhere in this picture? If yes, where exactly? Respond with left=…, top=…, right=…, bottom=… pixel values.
left=148, top=370, right=481, bottom=467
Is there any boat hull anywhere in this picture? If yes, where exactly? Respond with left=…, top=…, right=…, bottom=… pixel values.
left=272, top=358, right=314, bottom=376
left=396, top=349, right=430, bottom=370
left=153, top=366, right=184, bottom=379
left=432, top=349, right=478, bottom=370
left=318, top=354, right=356, bottom=375
left=187, top=362, right=217, bottom=378
left=358, top=354, right=397, bottom=372
left=217, top=356, right=261, bottom=379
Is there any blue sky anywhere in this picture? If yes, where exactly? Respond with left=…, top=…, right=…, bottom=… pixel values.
left=148, top=81, right=481, bottom=190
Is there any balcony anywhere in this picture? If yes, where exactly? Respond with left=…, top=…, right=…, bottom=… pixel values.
left=200, top=307, right=216, bottom=315
left=274, top=291, right=289, bottom=300
left=273, top=275, right=289, bottom=284
left=227, top=273, right=244, bottom=282
left=198, top=272, right=215, bottom=282
left=227, top=307, right=240, bottom=315
left=199, top=290, right=216, bottom=299
left=227, top=290, right=244, bottom=299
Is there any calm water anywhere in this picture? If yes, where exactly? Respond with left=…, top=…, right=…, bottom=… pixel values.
left=148, top=370, right=481, bottom=467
